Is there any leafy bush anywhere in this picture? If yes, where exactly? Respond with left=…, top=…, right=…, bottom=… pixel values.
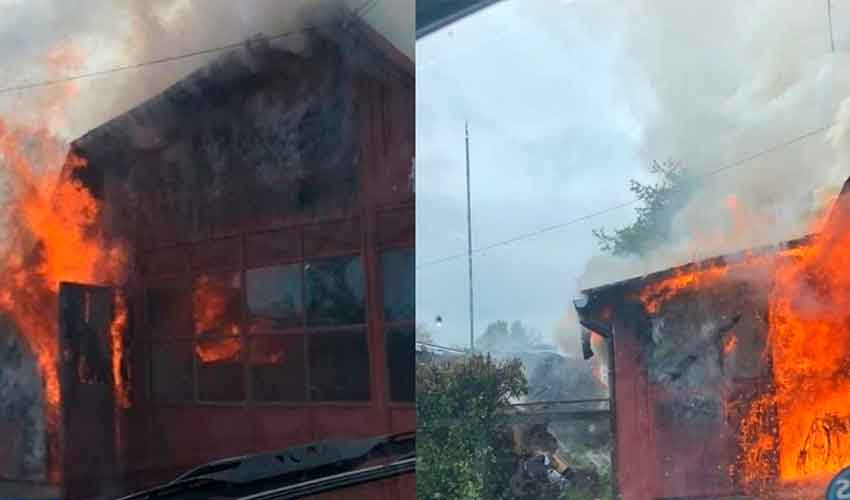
left=417, top=354, right=527, bottom=500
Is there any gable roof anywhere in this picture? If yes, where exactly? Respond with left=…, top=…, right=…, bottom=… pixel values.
left=69, top=16, right=410, bottom=156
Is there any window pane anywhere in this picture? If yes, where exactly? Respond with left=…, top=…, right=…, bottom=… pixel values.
left=197, top=336, right=244, bottom=402
left=193, top=272, right=242, bottom=337
left=147, top=280, right=192, bottom=338
left=305, top=256, right=365, bottom=326
left=151, top=341, right=193, bottom=401
left=246, top=265, right=303, bottom=330
left=381, top=249, right=414, bottom=321
left=308, top=329, right=370, bottom=401
left=386, top=325, right=414, bottom=402
left=250, top=335, right=306, bottom=401
left=193, top=272, right=244, bottom=402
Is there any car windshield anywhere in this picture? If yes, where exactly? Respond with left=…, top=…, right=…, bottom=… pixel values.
left=417, top=1, right=850, bottom=499
left=0, top=2, right=413, bottom=500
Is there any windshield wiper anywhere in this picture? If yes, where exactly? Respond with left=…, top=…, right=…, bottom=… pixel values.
left=237, top=456, right=416, bottom=500
left=114, top=432, right=415, bottom=500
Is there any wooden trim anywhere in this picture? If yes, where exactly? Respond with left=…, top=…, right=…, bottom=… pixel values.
left=608, top=326, right=620, bottom=499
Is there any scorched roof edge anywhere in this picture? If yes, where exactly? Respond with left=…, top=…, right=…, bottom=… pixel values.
left=579, top=233, right=814, bottom=298
left=69, top=16, right=411, bottom=154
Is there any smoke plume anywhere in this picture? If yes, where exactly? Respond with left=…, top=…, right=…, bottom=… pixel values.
left=517, top=0, right=850, bottom=355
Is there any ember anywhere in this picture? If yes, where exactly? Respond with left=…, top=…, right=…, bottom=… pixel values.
left=722, top=334, right=737, bottom=354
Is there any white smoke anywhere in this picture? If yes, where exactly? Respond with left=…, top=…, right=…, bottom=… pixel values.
left=520, top=1, right=850, bottom=291
left=513, top=0, right=850, bottom=352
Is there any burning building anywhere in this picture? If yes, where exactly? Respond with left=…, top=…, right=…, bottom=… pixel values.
left=0, top=17, right=413, bottom=500
left=574, top=180, right=850, bottom=499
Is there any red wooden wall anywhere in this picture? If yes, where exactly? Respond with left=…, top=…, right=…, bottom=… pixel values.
left=94, top=34, right=415, bottom=498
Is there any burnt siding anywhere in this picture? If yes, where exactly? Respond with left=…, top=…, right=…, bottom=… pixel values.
left=73, top=41, right=360, bottom=250
left=598, top=274, right=772, bottom=498
left=53, top=29, right=413, bottom=499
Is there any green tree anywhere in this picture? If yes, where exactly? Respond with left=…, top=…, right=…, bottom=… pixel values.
left=417, top=354, right=528, bottom=500
left=593, top=159, right=696, bottom=256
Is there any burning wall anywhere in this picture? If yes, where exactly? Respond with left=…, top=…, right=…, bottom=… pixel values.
left=578, top=185, right=850, bottom=496
left=44, top=20, right=412, bottom=491
left=0, top=92, right=128, bottom=484
left=0, top=17, right=409, bottom=489
left=67, top=34, right=361, bottom=249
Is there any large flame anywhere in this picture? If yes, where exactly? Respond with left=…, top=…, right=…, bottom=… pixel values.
left=0, top=45, right=127, bottom=481
left=761, top=194, right=850, bottom=482
left=634, top=189, right=850, bottom=489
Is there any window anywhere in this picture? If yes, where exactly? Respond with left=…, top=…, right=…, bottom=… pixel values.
left=305, top=256, right=366, bottom=326
left=386, top=325, right=414, bottom=402
left=308, top=328, right=370, bottom=401
left=244, top=254, right=369, bottom=402
left=247, top=264, right=303, bottom=330
left=194, top=272, right=244, bottom=402
left=382, top=248, right=414, bottom=402
left=381, top=249, right=414, bottom=322
left=250, top=335, right=307, bottom=401
left=145, top=228, right=372, bottom=404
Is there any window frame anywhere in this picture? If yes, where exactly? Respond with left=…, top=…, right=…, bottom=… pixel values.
left=376, top=215, right=415, bottom=406
left=141, top=216, right=379, bottom=407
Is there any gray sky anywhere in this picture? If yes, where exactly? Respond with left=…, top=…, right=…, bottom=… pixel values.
left=416, top=0, right=850, bottom=350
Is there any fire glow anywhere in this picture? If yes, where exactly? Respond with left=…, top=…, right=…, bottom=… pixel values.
left=0, top=46, right=128, bottom=480
left=634, top=187, right=850, bottom=489
left=193, top=274, right=242, bottom=363
left=764, top=192, right=850, bottom=482
left=111, top=290, right=130, bottom=409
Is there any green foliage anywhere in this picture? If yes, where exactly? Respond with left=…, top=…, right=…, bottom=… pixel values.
left=417, top=354, right=528, bottom=500
left=593, top=159, right=696, bottom=257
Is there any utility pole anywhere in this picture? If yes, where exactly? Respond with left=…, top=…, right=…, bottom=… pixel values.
left=465, top=121, right=475, bottom=352
left=828, top=0, right=835, bottom=52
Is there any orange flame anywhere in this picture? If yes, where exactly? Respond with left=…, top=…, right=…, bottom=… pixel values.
left=636, top=189, right=850, bottom=488
left=723, top=334, right=738, bottom=355
left=0, top=43, right=126, bottom=483
left=757, top=197, right=850, bottom=482
left=0, top=126, right=125, bottom=406
left=110, top=290, right=130, bottom=409
left=638, top=265, right=729, bottom=314
left=193, top=274, right=241, bottom=363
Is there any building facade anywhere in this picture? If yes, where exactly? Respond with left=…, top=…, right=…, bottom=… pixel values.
left=55, top=21, right=414, bottom=499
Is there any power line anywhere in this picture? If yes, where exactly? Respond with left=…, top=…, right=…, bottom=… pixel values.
left=416, top=123, right=832, bottom=270
left=0, top=0, right=379, bottom=97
